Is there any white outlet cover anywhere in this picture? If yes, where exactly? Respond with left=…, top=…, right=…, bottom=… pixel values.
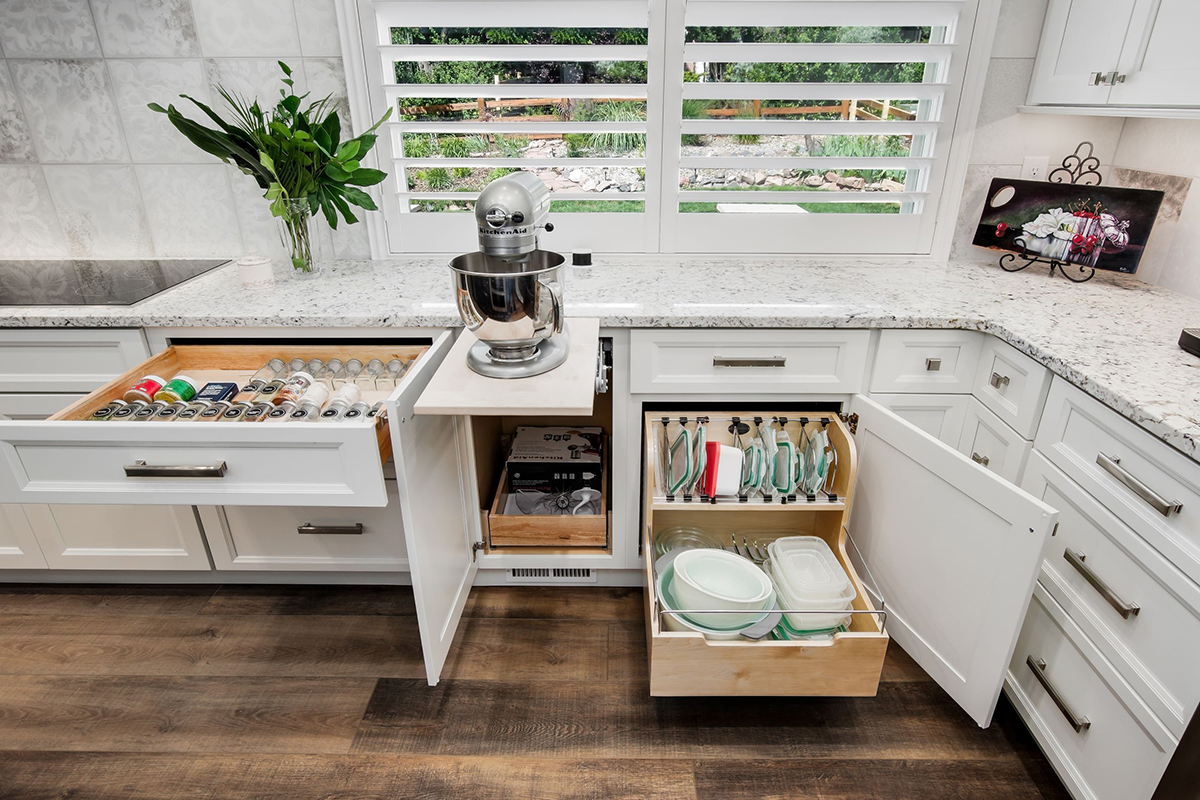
left=1021, top=156, right=1051, bottom=181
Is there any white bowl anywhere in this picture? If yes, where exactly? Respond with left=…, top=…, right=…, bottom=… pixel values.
left=671, top=549, right=773, bottom=628
left=657, top=561, right=775, bottom=640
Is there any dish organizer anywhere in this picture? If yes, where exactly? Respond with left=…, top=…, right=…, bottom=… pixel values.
left=642, top=412, right=889, bottom=697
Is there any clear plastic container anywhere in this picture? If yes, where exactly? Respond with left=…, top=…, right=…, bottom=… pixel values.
left=766, top=536, right=851, bottom=600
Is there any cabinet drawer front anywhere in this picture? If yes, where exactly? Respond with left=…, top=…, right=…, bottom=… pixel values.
left=630, top=330, right=869, bottom=394
left=1036, top=379, right=1200, bottom=583
left=23, top=504, right=209, bottom=571
left=199, top=481, right=408, bottom=571
left=868, top=393, right=968, bottom=446
left=0, top=329, right=149, bottom=393
left=1024, top=453, right=1200, bottom=736
left=869, top=330, right=982, bottom=393
left=973, top=338, right=1051, bottom=439
left=957, top=399, right=1031, bottom=484
left=1006, top=586, right=1174, bottom=800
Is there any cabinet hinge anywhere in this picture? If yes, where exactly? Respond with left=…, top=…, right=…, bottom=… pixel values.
left=839, top=412, right=859, bottom=436
left=472, top=541, right=485, bottom=562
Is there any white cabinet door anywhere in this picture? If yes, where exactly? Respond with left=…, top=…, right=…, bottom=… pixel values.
left=23, top=504, right=211, bottom=570
left=388, top=333, right=477, bottom=685
left=867, top=393, right=968, bottom=446
left=0, top=505, right=48, bottom=568
left=1028, top=0, right=1138, bottom=105
left=957, top=399, right=1033, bottom=485
left=847, top=395, right=1058, bottom=727
left=1108, top=0, right=1200, bottom=107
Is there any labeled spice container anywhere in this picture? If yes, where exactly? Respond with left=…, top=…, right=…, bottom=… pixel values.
left=151, top=400, right=189, bottom=421
left=264, top=401, right=297, bottom=422
left=153, top=375, right=199, bottom=404
left=293, top=382, right=330, bottom=421
left=111, top=400, right=146, bottom=420
left=197, top=400, right=233, bottom=421
left=222, top=402, right=252, bottom=422
left=274, top=371, right=314, bottom=406
left=243, top=401, right=275, bottom=422
left=237, top=358, right=286, bottom=404
left=89, top=399, right=127, bottom=421
left=342, top=400, right=372, bottom=421
left=123, top=375, right=166, bottom=405
left=132, top=400, right=167, bottom=421
left=177, top=400, right=211, bottom=420
left=320, top=383, right=362, bottom=421
left=195, top=381, right=239, bottom=404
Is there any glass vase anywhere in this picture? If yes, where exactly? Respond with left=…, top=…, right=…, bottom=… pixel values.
left=277, top=197, right=323, bottom=277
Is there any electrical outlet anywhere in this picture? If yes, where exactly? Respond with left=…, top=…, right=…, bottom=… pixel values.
left=1021, top=156, right=1051, bottom=181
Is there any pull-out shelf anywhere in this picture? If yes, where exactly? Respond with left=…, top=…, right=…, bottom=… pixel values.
left=0, top=336, right=452, bottom=507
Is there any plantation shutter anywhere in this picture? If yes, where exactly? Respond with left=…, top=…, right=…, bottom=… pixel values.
left=659, top=0, right=976, bottom=254
left=355, top=0, right=661, bottom=253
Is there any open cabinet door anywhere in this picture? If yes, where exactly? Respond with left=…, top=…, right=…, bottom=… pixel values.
left=388, top=331, right=478, bottom=685
left=847, top=395, right=1057, bottom=727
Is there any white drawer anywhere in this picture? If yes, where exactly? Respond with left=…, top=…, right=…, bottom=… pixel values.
left=1024, top=452, right=1200, bottom=738
left=973, top=337, right=1052, bottom=439
left=198, top=480, right=407, bottom=571
left=1036, top=378, right=1200, bottom=584
left=0, top=394, right=89, bottom=420
left=1006, top=585, right=1175, bottom=800
left=0, top=329, right=149, bottom=393
left=0, top=338, right=449, bottom=508
left=868, top=393, right=967, bottom=446
left=957, top=398, right=1032, bottom=484
left=629, top=329, right=869, bottom=394
left=869, top=330, right=982, bottom=393
left=22, top=504, right=210, bottom=570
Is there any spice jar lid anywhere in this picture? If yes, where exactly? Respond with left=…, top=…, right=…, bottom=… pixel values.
left=140, top=375, right=167, bottom=385
left=170, top=375, right=200, bottom=390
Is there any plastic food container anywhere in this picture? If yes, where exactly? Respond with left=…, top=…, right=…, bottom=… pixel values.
left=767, top=536, right=851, bottom=600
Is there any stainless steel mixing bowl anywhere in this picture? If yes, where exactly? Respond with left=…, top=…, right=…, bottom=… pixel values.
left=449, top=250, right=567, bottom=375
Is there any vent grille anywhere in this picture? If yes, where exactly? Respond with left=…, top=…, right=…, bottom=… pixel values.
left=507, top=568, right=597, bottom=584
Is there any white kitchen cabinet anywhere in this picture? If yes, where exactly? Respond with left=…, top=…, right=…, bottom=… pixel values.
left=0, top=329, right=149, bottom=393
left=1028, top=0, right=1200, bottom=111
left=868, top=392, right=968, bottom=445
left=21, top=504, right=210, bottom=571
left=870, top=330, right=982, bottom=394
left=957, top=398, right=1033, bottom=484
left=972, top=337, right=1052, bottom=440
left=0, top=505, right=48, bottom=568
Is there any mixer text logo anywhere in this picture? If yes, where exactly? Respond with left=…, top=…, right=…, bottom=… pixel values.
left=479, top=227, right=529, bottom=236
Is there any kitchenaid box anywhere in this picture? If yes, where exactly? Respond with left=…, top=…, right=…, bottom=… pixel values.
left=506, top=426, right=603, bottom=494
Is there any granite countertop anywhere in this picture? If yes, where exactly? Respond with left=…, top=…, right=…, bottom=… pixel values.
left=1, top=256, right=1197, bottom=459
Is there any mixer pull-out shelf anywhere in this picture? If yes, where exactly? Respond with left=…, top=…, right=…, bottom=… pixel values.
left=415, top=318, right=601, bottom=416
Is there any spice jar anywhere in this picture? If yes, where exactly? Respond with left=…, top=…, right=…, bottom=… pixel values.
left=274, top=371, right=314, bottom=406
left=111, top=400, right=146, bottom=420
left=89, top=399, right=127, bottom=421
left=294, top=382, right=330, bottom=420
left=177, top=400, right=211, bottom=420
left=264, top=401, right=297, bottom=422
left=151, top=400, right=189, bottom=421
left=197, top=400, right=233, bottom=421
left=319, top=383, right=362, bottom=421
left=238, top=358, right=287, bottom=404
left=132, top=400, right=167, bottom=421
left=123, top=375, right=166, bottom=404
left=342, top=400, right=372, bottom=421
left=153, top=375, right=199, bottom=404
left=243, top=400, right=275, bottom=422
left=222, top=402, right=252, bottom=421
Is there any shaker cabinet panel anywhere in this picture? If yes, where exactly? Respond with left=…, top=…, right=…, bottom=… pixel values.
left=1108, top=0, right=1200, bottom=107
left=957, top=398, right=1032, bottom=485
left=867, top=392, right=968, bottom=446
left=1028, top=0, right=1138, bottom=106
left=23, top=504, right=211, bottom=571
left=0, top=505, right=48, bottom=569
left=870, top=330, right=982, bottom=394
left=0, top=329, right=150, bottom=393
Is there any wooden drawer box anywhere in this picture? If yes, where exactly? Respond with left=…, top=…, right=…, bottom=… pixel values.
left=1005, top=584, right=1175, bottom=800
left=629, top=329, right=869, bottom=394
left=870, top=330, right=983, bottom=394
left=485, top=466, right=608, bottom=547
left=0, top=338, right=450, bottom=508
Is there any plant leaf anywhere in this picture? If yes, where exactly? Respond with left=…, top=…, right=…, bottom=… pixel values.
left=335, top=140, right=360, bottom=161
left=345, top=168, right=387, bottom=186
left=278, top=61, right=292, bottom=77
left=341, top=186, right=378, bottom=211
left=324, top=162, right=352, bottom=182
left=265, top=182, right=283, bottom=200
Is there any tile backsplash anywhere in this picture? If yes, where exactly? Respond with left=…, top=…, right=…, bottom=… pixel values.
left=0, top=0, right=369, bottom=260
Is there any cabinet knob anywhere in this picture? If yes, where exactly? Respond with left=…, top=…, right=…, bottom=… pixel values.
left=925, top=357, right=942, bottom=371
left=989, top=372, right=1010, bottom=390
left=971, top=452, right=990, bottom=467
left=1088, top=71, right=1104, bottom=86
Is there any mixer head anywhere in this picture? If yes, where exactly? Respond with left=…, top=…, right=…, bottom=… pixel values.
left=476, top=171, right=553, bottom=259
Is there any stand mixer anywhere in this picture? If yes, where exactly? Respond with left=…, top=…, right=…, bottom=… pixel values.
left=449, top=172, right=569, bottom=378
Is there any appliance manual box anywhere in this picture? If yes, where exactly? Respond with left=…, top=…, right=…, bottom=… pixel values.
left=507, top=426, right=603, bottom=494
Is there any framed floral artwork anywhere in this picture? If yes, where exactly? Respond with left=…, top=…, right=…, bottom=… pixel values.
left=971, top=178, right=1164, bottom=274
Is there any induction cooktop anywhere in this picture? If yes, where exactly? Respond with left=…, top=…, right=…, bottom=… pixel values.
left=0, top=259, right=230, bottom=306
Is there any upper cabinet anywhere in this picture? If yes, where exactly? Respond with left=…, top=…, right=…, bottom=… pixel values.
left=1026, top=0, right=1200, bottom=115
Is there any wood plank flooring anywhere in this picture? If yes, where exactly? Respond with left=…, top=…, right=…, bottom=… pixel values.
left=0, top=584, right=1069, bottom=800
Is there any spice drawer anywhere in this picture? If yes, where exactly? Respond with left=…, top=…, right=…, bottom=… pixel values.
left=972, top=337, right=1052, bottom=439
left=629, top=329, right=869, bottom=394
left=1005, top=584, right=1175, bottom=800
left=1023, top=452, right=1200, bottom=738
left=197, top=480, right=408, bottom=571
left=1036, top=378, right=1200, bottom=584
left=869, top=330, right=983, bottom=394
left=0, top=336, right=451, bottom=508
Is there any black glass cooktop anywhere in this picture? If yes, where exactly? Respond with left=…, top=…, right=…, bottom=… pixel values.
left=0, top=259, right=230, bottom=306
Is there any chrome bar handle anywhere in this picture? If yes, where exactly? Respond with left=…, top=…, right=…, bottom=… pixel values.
left=124, top=460, right=226, bottom=478
left=713, top=356, right=786, bottom=368
left=1064, top=548, right=1140, bottom=619
left=971, top=452, right=990, bottom=467
left=1027, top=656, right=1091, bottom=732
left=989, top=371, right=1010, bottom=389
left=1096, top=452, right=1183, bottom=517
left=297, top=523, right=364, bottom=535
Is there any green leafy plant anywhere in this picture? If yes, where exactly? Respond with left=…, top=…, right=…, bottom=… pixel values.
left=452, top=167, right=472, bottom=179
left=487, top=166, right=519, bottom=182
left=422, top=167, right=452, bottom=189
left=563, top=133, right=590, bottom=157
left=438, top=136, right=470, bottom=158
left=149, top=61, right=391, bottom=273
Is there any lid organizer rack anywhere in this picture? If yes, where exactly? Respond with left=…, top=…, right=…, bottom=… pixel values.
left=650, top=414, right=847, bottom=507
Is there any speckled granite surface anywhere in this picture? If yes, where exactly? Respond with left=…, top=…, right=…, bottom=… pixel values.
left=2, top=256, right=1198, bottom=459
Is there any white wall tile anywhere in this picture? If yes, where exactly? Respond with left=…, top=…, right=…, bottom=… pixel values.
left=109, top=59, right=214, bottom=163
left=204, top=58, right=308, bottom=109
left=303, top=57, right=349, bottom=125
left=0, top=61, right=37, bottom=162
left=1162, top=194, right=1200, bottom=299
left=191, top=0, right=301, bottom=58
left=992, top=0, right=1050, bottom=59
left=136, top=164, right=242, bottom=257
left=949, top=163, right=1022, bottom=262
left=90, top=0, right=201, bottom=58
left=43, top=164, right=153, bottom=257
left=1113, top=118, right=1200, bottom=178
left=294, top=0, right=342, bottom=57
left=229, top=172, right=286, bottom=259
left=0, top=165, right=67, bottom=257
left=969, top=58, right=1125, bottom=167
left=0, top=0, right=101, bottom=58
left=10, top=59, right=129, bottom=163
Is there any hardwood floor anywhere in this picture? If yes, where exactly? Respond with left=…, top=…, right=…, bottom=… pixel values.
left=0, top=584, right=1069, bottom=800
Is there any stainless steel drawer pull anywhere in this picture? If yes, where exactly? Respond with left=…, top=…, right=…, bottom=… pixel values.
left=971, top=452, right=990, bottom=467
left=925, top=357, right=941, bottom=371
left=124, top=460, right=226, bottom=478
left=297, top=523, right=364, bottom=535
left=1064, top=548, right=1140, bottom=619
left=989, top=372, right=1010, bottom=389
left=712, top=355, right=786, bottom=368
left=1027, top=656, right=1091, bottom=732
left=1096, top=452, right=1183, bottom=517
